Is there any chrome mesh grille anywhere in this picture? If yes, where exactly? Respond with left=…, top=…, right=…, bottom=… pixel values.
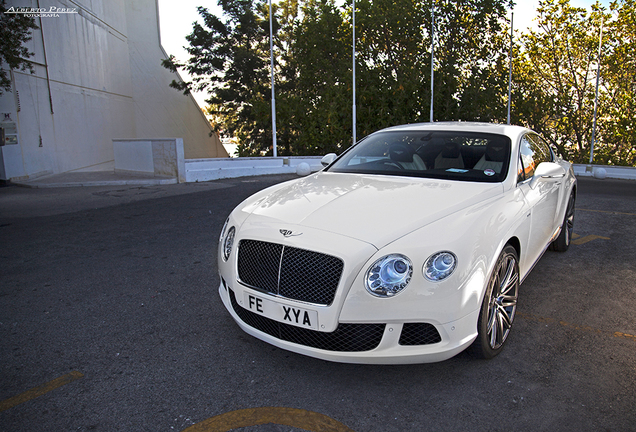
left=229, top=290, right=385, bottom=352
left=237, top=239, right=344, bottom=305
left=237, top=240, right=282, bottom=293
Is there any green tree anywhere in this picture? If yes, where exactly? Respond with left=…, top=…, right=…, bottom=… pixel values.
left=167, top=0, right=553, bottom=158
left=513, top=0, right=607, bottom=163
left=166, top=0, right=516, bottom=156
left=0, top=0, right=38, bottom=94
left=353, top=0, right=429, bottom=135
left=162, top=0, right=273, bottom=156
left=431, top=0, right=512, bottom=123
left=596, top=0, right=636, bottom=165
left=347, top=0, right=512, bottom=135
left=284, top=0, right=351, bottom=154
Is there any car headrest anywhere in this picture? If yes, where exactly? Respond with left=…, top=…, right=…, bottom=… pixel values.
left=441, top=141, right=461, bottom=158
left=485, top=139, right=508, bottom=162
left=389, top=143, right=415, bottom=163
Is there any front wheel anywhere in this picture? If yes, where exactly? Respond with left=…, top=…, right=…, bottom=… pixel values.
left=470, top=245, right=519, bottom=359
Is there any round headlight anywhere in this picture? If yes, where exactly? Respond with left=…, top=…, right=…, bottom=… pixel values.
left=222, top=226, right=235, bottom=261
left=365, top=254, right=413, bottom=298
left=424, top=251, right=457, bottom=281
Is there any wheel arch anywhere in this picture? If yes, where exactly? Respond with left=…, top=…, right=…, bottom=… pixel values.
left=475, top=236, right=521, bottom=311
left=506, top=236, right=522, bottom=261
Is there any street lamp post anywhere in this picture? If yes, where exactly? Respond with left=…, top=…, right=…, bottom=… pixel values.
left=590, top=16, right=603, bottom=165
left=269, top=0, right=277, bottom=157
left=507, top=12, right=513, bottom=125
left=352, top=0, right=357, bottom=144
left=430, top=2, right=434, bottom=122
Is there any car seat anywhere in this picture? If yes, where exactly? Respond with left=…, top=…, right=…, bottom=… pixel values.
left=434, top=141, right=464, bottom=169
left=389, top=143, right=427, bottom=171
left=473, top=139, right=508, bottom=173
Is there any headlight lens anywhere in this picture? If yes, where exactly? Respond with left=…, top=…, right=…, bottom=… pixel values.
left=222, top=226, right=235, bottom=261
left=424, top=251, right=457, bottom=281
left=365, top=254, right=413, bottom=297
left=219, top=217, right=229, bottom=241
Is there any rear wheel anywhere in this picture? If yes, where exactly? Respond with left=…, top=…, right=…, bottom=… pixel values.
left=470, top=245, right=519, bottom=359
left=550, top=190, right=575, bottom=252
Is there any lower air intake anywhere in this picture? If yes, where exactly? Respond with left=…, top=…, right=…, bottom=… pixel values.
left=398, top=323, right=442, bottom=346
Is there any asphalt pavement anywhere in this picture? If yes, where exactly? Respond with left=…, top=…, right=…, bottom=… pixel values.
left=0, top=174, right=634, bottom=432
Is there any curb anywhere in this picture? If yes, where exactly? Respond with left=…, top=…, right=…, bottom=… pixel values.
left=14, top=178, right=178, bottom=189
left=573, top=164, right=636, bottom=180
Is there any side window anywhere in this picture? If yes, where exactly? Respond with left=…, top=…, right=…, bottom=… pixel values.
left=519, top=136, right=537, bottom=179
left=528, top=134, right=553, bottom=163
left=517, top=155, right=526, bottom=183
left=535, top=134, right=557, bottom=161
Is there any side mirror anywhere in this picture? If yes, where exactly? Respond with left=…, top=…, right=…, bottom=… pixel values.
left=321, top=153, right=337, bottom=167
left=529, top=162, right=566, bottom=189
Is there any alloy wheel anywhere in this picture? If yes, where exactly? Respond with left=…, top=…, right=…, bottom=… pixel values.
left=486, top=252, right=519, bottom=350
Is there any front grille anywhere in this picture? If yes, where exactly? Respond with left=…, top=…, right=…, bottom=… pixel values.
left=399, top=323, right=442, bottom=346
left=237, top=240, right=282, bottom=293
left=237, top=239, right=344, bottom=305
left=229, top=290, right=385, bottom=352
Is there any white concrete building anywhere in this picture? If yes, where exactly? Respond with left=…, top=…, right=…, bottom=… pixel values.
left=0, top=0, right=227, bottom=181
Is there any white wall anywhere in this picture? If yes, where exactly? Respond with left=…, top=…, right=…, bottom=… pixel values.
left=114, top=138, right=185, bottom=182
left=0, top=0, right=226, bottom=181
left=126, top=0, right=227, bottom=159
left=185, top=157, right=324, bottom=182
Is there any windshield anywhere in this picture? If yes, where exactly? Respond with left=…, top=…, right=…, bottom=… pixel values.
left=327, top=130, right=511, bottom=182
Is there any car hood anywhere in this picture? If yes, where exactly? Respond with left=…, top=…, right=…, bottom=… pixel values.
left=241, top=172, right=503, bottom=249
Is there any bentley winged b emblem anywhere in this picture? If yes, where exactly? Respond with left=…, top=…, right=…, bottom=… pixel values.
left=280, top=229, right=303, bottom=238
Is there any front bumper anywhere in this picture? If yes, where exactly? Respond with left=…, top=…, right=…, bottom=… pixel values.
left=219, top=279, right=479, bottom=364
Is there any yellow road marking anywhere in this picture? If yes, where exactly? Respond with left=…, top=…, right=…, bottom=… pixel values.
left=571, top=234, right=611, bottom=245
left=570, top=233, right=610, bottom=245
left=0, top=371, right=84, bottom=412
left=614, top=332, right=636, bottom=341
left=577, top=208, right=636, bottom=217
left=182, top=407, right=355, bottom=432
left=517, top=312, right=635, bottom=342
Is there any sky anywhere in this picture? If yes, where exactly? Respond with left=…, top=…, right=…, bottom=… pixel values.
left=156, top=0, right=612, bottom=108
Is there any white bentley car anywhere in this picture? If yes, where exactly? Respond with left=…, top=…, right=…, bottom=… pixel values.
left=217, top=122, right=576, bottom=364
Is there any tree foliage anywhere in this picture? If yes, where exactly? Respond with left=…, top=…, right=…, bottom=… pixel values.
left=430, top=0, right=511, bottom=122
left=513, top=0, right=635, bottom=165
left=164, top=0, right=634, bottom=165
left=285, top=0, right=351, bottom=154
left=0, top=0, right=38, bottom=94
left=598, top=0, right=636, bottom=165
left=162, top=0, right=272, bottom=155
left=513, top=0, right=600, bottom=162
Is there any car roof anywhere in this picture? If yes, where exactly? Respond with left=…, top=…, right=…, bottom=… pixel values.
left=376, top=121, right=531, bottom=138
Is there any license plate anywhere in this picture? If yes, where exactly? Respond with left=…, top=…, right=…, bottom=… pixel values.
left=242, top=292, right=319, bottom=330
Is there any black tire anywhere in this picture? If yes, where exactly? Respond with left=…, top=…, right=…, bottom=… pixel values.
left=470, top=244, right=519, bottom=359
left=550, top=190, right=575, bottom=252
